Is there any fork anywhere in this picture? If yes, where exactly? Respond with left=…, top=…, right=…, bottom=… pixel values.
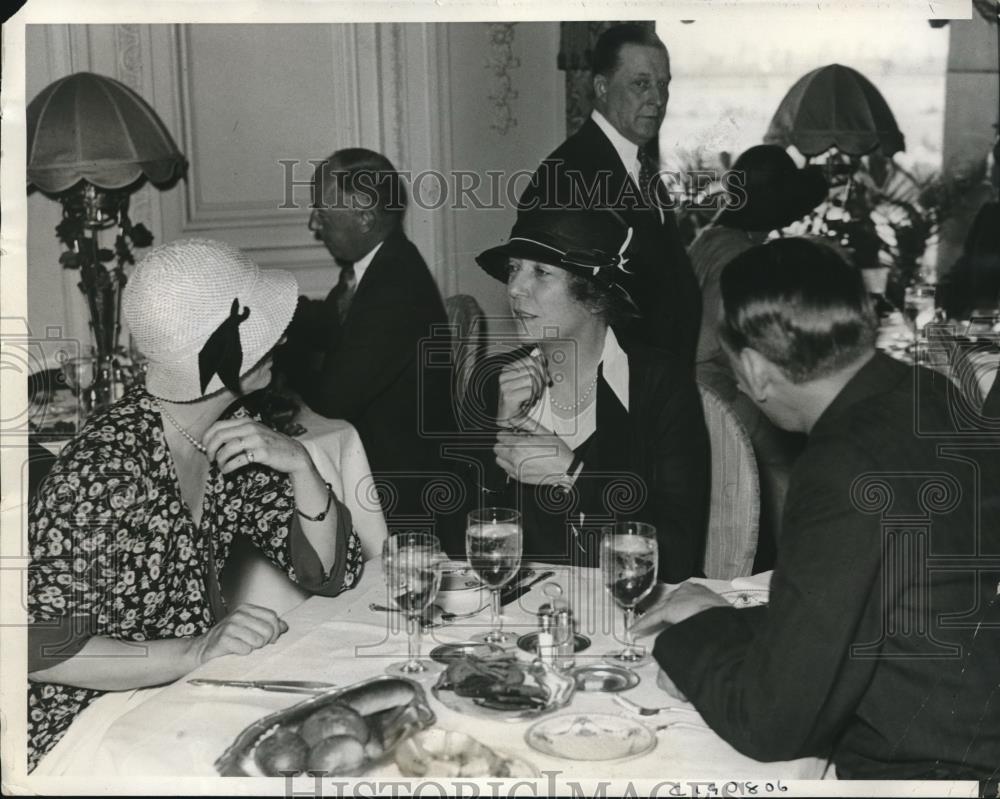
left=367, top=602, right=489, bottom=628
left=613, top=694, right=701, bottom=716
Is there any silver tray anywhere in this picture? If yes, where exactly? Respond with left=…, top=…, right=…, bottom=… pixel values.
left=214, top=675, right=435, bottom=776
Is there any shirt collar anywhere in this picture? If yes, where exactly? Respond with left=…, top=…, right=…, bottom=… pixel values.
left=591, top=109, right=639, bottom=176
left=601, top=327, right=630, bottom=411
left=352, top=240, right=384, bottom=286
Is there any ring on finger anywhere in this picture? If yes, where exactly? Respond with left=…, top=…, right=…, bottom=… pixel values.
left=246, top=448, right=255, bottom=464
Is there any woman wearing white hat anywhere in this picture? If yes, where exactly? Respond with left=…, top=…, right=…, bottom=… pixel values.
left=26, top=238, right=363, bottom=771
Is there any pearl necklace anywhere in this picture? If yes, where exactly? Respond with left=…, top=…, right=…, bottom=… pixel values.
left=549, top=372, right=599, bottom=413
left=156, top=401, right=208, bottom=455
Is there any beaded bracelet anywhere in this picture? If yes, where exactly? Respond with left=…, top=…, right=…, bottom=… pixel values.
left=297, top=482, right=334, bottom=522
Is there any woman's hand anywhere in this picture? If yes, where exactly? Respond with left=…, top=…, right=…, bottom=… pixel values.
left=497, top=349, right=549, bottom=429
left=495, top=420, right=575, bottom=486
left=203, top=418, right=311, bottom=477
left=187, top=603, right=288, bottom=666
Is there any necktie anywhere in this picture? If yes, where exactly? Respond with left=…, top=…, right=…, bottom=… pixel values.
left=637, top=148, right=665, bottom=222
left=333, top=262, right=356, bottom=324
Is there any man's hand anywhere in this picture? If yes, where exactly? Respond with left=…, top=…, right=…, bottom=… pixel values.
left=630, top=582, right=730, bottom=638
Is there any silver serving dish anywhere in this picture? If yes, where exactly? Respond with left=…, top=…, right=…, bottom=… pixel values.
left=214, top=675, right=435, bottom=776
left=432, top=657, right=576, bottom=722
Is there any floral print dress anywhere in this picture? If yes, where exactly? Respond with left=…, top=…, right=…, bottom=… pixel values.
left=27, top=389, right=363, bottom=771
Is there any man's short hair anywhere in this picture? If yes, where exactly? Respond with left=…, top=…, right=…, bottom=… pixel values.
left=591, top=23, right=668, bottom=78
left=313, top=147, right=407, bottom=219
left=719, top=237, right=877, bottom=384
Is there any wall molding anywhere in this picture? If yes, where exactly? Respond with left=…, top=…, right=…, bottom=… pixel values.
left=485, top=23, right=520, bottom=135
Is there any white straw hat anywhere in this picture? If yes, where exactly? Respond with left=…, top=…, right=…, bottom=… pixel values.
left=123, top=238, right=298, bottom=401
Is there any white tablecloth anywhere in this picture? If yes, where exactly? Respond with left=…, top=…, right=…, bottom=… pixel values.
left=45, top=563, right=829, bottom=784
left=221, top=408, right=389, bottom=614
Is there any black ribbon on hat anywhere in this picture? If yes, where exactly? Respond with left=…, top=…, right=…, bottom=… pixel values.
left=199, top=298, right=251, bottom=395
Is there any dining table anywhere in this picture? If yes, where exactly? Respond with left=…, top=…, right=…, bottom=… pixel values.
left=32, top=560, right=832, bottom=789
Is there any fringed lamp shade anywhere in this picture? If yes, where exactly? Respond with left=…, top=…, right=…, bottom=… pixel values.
left=27, top=72, right=185, bottom=193
left=764, top=64, right=905, bottom=158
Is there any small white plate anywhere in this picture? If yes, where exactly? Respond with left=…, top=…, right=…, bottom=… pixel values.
left=525, top=713, right=657, bottom=761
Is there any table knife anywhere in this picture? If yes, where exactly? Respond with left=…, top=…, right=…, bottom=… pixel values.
left=500, top=570, right=555, bottom=606
left=187, top=679, right=334, bottom=694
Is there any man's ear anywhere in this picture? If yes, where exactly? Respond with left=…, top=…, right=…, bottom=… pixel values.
left=355, top=208, right=377, bottom=234
left=593, top=74, right=607, bottom=104
left=739, top=348, right=776, bottom=403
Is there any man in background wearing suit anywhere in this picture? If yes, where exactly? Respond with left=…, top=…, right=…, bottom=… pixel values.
left=279, top=148, right=453, bottom=520
left=519, top=23, right=701, bottom=365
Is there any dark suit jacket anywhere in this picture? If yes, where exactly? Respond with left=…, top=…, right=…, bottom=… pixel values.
left=654, top=354, right=1000, bottom=779
left=518, top=119, right=702, bottom=366
left=451, top=343, right=709, bottom=583
left=280, top=228, right=453, bottom=518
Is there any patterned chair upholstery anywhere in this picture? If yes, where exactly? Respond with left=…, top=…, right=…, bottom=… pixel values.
left=698, top=381, right=761, bottom=579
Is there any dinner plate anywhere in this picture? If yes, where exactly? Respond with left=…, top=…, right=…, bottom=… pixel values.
left=525, top=713, right=657, bottom=761
left=718, top=588, right=769, bottom=608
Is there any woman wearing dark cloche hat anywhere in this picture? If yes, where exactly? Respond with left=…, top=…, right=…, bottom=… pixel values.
left=453, top=206, right=710, bottom=585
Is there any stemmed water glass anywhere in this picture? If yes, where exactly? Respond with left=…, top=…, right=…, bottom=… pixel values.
left=602, top=521, right=658, bottom=665
left=382, top=532, right=442, bottom=675
left=466, top=507, right=523, bottom=645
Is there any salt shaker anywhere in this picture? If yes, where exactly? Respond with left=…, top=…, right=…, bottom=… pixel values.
left=535, top=604, right=556, bottom=665
left=552, top=603, right=576, bottom=671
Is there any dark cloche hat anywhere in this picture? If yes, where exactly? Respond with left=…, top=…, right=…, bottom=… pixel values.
left=476, top=207, right=639, bottom=309
left=718, top=144, right=829, bottom=232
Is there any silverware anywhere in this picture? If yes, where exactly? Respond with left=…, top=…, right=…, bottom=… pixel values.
left=500, top=570, right=556, bottom=606
left=613, top=694, right=700, bottom=716
left=187, top=679, right=334, bottom=694
left=440, top=603, right=490, bottom=622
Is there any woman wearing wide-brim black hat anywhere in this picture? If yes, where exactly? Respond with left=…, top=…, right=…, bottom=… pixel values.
left=455, top=207, right=710, bottom=584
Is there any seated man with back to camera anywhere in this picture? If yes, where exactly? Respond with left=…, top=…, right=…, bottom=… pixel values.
left=278, top=148, right=454, bottom=520
left=633, top=237, right=1000, bottom=779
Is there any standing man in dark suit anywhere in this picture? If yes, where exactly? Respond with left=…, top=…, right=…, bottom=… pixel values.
left=279, top=148, right=453, bottom=520
left=633, top=239, right=1000, bottom=779
left=519, top=24, right=701, bottom=364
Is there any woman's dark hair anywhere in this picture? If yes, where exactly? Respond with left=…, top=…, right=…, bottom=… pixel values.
left=719, top=237, right=877, bottom=384
left=565, top=272, right=638, bottom=328
left=591, top=23, right=667, bottom=78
